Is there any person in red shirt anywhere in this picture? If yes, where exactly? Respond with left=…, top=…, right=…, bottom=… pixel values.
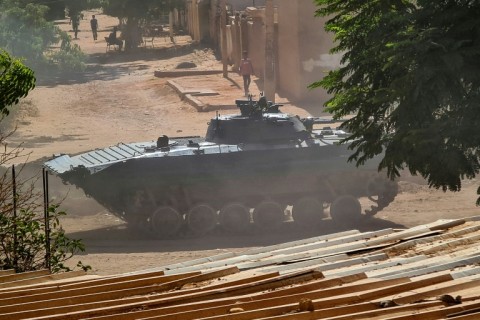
left=239, top=51, right=254, bottom=96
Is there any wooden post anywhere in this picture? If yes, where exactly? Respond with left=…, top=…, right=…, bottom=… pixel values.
left=220, top=0, right=228, bottom=78
left=264, top=0, right=275, bottom=102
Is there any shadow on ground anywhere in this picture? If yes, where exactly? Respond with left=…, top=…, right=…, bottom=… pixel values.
left=36, top=42, right=201, bottom=87
left=68, top=217, right=406, bottom=254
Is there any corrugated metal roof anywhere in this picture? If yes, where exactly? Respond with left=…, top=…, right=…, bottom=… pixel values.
left=2, top=217, right=480, bottom=319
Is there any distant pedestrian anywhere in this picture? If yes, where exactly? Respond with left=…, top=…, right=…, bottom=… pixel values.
left=71, top=14, right=80, bottom=39
left=90, top=15, right=98, bottom=40
left=239, top=51, right=254, bottom=96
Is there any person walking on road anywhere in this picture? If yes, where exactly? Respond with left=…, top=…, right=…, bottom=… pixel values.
left=239, top=51, right=254, bottom=96
left=71, top=14, right=80, bottom=39
left=90, top=15, right=98, bottom=40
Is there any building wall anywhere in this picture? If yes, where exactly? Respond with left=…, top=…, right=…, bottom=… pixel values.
left=276, top=1, right=301, bottom=100
left=189, top=0, right=339, bottom=105
left=277, top=0, right=340, bottom=104
left=199, top=2, right=210, bottom=42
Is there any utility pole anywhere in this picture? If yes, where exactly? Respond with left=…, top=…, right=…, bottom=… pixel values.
left=264, top=0, right=275, bottom=102
left=220, top=0, right=228, bottom=78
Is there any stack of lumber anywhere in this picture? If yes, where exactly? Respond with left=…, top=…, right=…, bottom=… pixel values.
left=2, top=217, right=480, bottom=319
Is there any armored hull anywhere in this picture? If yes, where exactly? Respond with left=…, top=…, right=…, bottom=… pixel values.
left=45, top=98, right=398, bottom=238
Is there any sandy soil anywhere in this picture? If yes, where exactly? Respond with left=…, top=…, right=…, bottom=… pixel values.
left=4, top=11, right=479, bottom=275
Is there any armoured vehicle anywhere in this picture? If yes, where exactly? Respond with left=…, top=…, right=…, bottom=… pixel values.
left=45, top=96, right=398, bottom=238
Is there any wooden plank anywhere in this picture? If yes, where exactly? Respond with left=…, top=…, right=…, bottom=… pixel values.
left=240, top=230, right=361, bottom=255
left=2, top=271, right=275, bottom=320
left=371, top=300, right=480, bottom=320
left=427, top=218, right=466, bottom=231
left=0, top=269, right=50, bottom=283
left=164, top=226, right=435, bottom=276
left=0, top=271, right=205, bottom=309
left=84, top=274, right=369, bottom=320
left=325, top=255, right=425, bottom=278
left=0, top=267, right=239, bottom=319
left=161, top=231, right=362, bottom=274
left=256, top=253, right=388, bottom=274
left=0, top=270, right=15, bottom=275
left=380, top=254, right=480, bottom=280
left=139, top=252, right=237, bottom=274
left=158, top=274, right=452, bottom=320
left=0, top=270, right=165, bottom=299
left=452, top=266, right=480, bottom=279
left=448, top=307, right=480, bottom=320
left=382, top=225, right=480, bottom=255
left=418, top=233, right=480, bottom=255
left=0, top=270, right=86, bottom=289
left=263, top=229, right=395, bottom=256
left=127, top=277, right=410, bottom=320
left=448, top=313, right=480, bottom=320
left=393, top=276, right=480, bottom=305
left=19, top=269, right=321, bottom=320
left=251, top=228, right=444, bottom=270
left=246, top=301, right=445, bottom=320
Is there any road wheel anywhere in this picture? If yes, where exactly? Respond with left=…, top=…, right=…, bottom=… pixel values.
left=149, top=206, right=183, bottom=239
left=219, top=203, right=251, bottom=233
left=292, top=197, right=324, bottom=226
left=330, top=195, right=362, bottom=222
left=186, top=204, right=218, bottom=236
left=253, top=201, right=284, bottom=230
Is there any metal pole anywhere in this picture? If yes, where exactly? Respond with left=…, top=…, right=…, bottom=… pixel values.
left=12, top=165, right=18, bottom=271
left=42, top=168, right=51, bottom=271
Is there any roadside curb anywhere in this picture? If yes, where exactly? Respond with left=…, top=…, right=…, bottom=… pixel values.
left=154, top=70, right=224, bottom=77
left=166, top=79, right=237, bottom=112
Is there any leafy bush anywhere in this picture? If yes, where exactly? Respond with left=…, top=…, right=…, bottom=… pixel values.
left=1, top=203, right=90, bottom=273
left=0, top=1, right=86, bottom=72
left=0, top=128, right=89, bottom=273
left=47, top=31, right=86, bottom=72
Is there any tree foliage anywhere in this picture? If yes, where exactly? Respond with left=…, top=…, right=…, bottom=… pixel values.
left=312, top=0, right=480, bottom=201
left=102, top=0, right=185, bottom=19
left=100, top=0, right=185, bottom=50
left=0, top=0, right=86, bottom=71
left=0, top=50, right=88, bottom=273
left=0, top=49, right=35, bottom=116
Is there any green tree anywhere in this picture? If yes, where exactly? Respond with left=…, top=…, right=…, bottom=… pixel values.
left=101, top=0, right=185, bottom=51
left=0, top=49, right=35, bottom=116
left=0, top=0, right=86, bottom=71
left=312, top=0, right=480, bottom=202
left=0, top=50, right=88, bottom=273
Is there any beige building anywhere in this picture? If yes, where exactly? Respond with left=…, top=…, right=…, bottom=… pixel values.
left=184, top=0, right=339, bottom=105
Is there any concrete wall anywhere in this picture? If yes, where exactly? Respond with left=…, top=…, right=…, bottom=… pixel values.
left=186, top=0, right=211, bottom=42
left=189, top=0, right=339, bottom=105
left=277, top=0, right=340, bottom=104
left=199, top=2, right=210, bottom=42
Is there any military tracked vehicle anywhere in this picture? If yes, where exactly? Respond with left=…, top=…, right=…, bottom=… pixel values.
left=44, top=96, right=398, bottom=238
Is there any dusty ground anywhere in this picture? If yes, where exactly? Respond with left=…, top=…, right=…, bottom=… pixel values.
left=3, top=11, right=479, bottom=275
